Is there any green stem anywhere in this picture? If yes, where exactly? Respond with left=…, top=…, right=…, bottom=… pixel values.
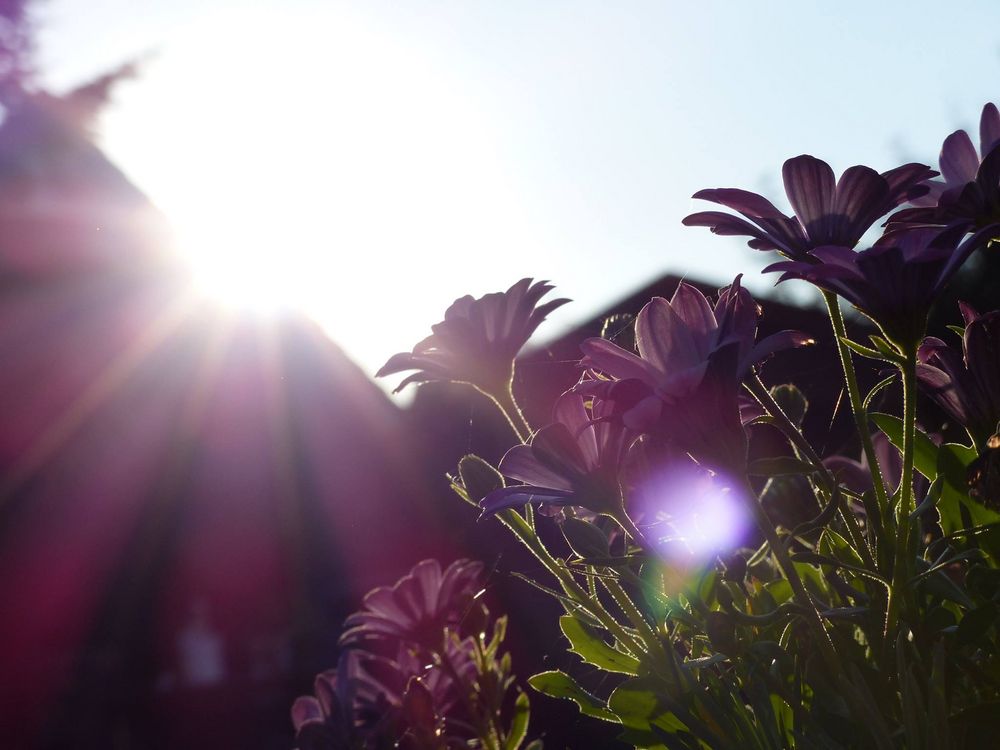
left=488, top=382, right=532, bottom=445
left=745, top=376, right=876, bottom=571
left=611, top=506, right=653, bottom=553
left=438, top=639, right=501, bottom=750
left=823, top=292, right=889, bottom=558
left=602, top=578, right=666, bottom=659
left=885, top=347, right=918, bottom=639
left=497, top=508, right=646, bottom=657
left=741, top=478, right=841, bottom=676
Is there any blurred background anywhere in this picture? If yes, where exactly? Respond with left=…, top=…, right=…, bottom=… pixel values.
left=2, top=0, right=1000, bottom=747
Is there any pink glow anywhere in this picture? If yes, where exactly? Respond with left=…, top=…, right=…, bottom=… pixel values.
left=633, top=465, right=751, bottom=562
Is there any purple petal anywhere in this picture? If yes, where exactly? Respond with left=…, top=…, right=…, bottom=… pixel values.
left=499, top=444, right=574, bottom=491
left=408, top=559, right=443, bottom=616
left=916, top=360, right=968, bottom=428
left=636, top=296, right=704, bottom=375
left=959, top=301, right=979, bottom=326
left=782, top=155, right=836, bottom=237
left=292, top=696, right=325, bottom=730
left=714, top=276, right=756, bottom=356
left=981, top=103, right=1000, bottom=157
left=361, top=585, right=412, bottom=622
left=622, top=394, right=664, bottom=433
left=824, top=455, right=871, bottom=495
left=880, top=163, right=937, bottom=205
left=936, top=225, right=999, bottom=287
left=479, top=485, right=575, bottom=516
left=531, top=423, right=591, bottom=478
left=580, top=337, right=659, bottom=386
left=681, top=211, right=783, bottom=252
left=746, top=330, right=814, bottom=372
left=670, top=282, right=718, bottom=341
left=690, top=188, right=788, bottom=219
left=553, top=393, right=598, bottom=468
left=940, top=129, right=980, bottom=186
left=810, top=244, right=865, bottom=271
left=833, top=165, right=889, bottom=244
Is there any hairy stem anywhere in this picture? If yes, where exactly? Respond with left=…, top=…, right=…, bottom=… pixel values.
left=488, top=381, right=533, bottom=445
left=823, top=292, right=889, bottom=559
left=602, top=578, right=674, bottom=675
left=741, top=478, right=841, bottom=675
left=884, top=347, right=918, bottom=639
left=497, top=508, right=646, bottom=657
left=745, top=376, right=876, bottom=571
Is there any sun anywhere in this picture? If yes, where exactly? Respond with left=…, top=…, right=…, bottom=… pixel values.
left=100, top=6, right=523, bottom=373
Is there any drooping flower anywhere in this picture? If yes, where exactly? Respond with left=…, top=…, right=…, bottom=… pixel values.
left=340, top=559, right=487, bottom=652
left=377, top=278, right=570, bottom=395
left=479, top=392, right=634, bottom=521
left=683, top=154, right=935, bottom=261
left=763, top=226, right=995, bottom=349
left=292, top=643, right=478, bottom=750
left=917, top=303, right=1000, bottom=450
left=888, top=102, right=1000, bottom=239
left=575, top=278, right=810, bottom=473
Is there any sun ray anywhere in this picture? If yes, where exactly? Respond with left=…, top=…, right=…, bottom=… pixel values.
left=0, top=285, right=199, bottom=502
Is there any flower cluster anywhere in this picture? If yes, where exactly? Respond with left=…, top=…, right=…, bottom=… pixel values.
left=292, top=560, right=529, bottom=750
left=684, top=132, right=1000, bottom=351
left=363, top=98, right=1000, bottom=749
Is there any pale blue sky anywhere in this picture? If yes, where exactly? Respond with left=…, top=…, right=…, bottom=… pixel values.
left=32, top=1, right=1000, bottom=381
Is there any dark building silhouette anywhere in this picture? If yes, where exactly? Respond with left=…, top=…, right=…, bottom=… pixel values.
left=0, top=83, right=459, bottom=749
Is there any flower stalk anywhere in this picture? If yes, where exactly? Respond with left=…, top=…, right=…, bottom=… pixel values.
left=885, top=346, right=919, bottom=638
left=824, top=291, right=890, bottom=556
left=745, top=375, right=877, bottom=571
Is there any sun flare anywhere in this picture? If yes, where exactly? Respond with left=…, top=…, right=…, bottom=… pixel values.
left=102, top=7, right=522, bottom=372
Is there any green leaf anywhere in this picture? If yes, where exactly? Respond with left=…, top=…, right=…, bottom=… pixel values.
left=839, top=336, right=891, bottom=361
left=862, top=374, right=896, bottom=413
left=695, top=566, right=718, bottom=607
left=527, top=671, right=617, bottom=722
left=561, top=517, right=611, bottom=560
left=936, top=442, right=1000, bottom=536
left=870, top=413, right=939, bottom=480
left=457, top=454, right=504, bottom=504
left=747, top=455, right=817, bottom=476
left=870, top=335, right=904, bottom=361
left=504, top=690, right=530, bottom=750
left=956, top=603, right=998, bottom=646
left=769, top=384, right=808, bottom=428
left=608, top=678, right=689, bottom=732
left=818, top=528, right=865, bottom=569
left=559, top=616, right=641, bottom=675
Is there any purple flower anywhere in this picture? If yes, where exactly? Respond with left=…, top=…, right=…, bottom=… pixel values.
left=377, top=278, right=569, bottom=395
left=683, top=154, right=935, bottom=261
left=292, top=644, right=477, bottom=750
left=340, top=559, right=487, bottom=651
left=576, top=278, right=810, bottom=474
left=824, top=431, right=931, bottom=499
left=292, top=651, right=364, bottom=749
left=824, top=433, right=900, bottom=497
left=918, top=303, right=1000, bottom=450
left=764, top=227, right=994, bottom=349
left=889, top=103, right=1000, bottom=238
left=479, top=392, right=634, bottom=519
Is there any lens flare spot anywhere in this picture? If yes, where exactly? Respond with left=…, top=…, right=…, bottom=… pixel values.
left=634, top=466, right=751, bottom=563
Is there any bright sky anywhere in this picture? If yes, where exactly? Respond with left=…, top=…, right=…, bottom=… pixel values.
left=34, top=0, right=1000, bottom=385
